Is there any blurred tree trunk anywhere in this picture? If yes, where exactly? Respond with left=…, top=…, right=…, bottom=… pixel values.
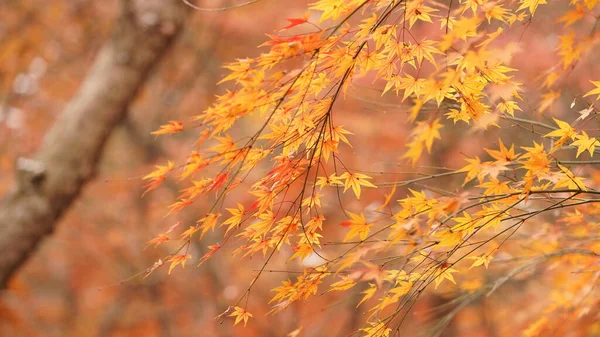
left=0, top=0, right=188, bottom=287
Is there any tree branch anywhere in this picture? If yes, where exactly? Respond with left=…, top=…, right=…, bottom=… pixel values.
left=0, top=0, right=189, bottom=287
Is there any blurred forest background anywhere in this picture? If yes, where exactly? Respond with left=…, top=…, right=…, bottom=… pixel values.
left=1, top=1, right=599, bottom=337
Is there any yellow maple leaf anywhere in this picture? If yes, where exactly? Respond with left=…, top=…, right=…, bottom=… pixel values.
left=361, top=320, right=391, bottom=337
left=571, top=131, right=599, bottom=157
left=544, top=118, right=576, bottom=150
left=339, top=172, right=377, bottom=199
left=329, top=276, right=357, bottom=291
left=413, top=39, right=442, bottom=66
left=451, top=211, right=476, bottom=233
left=167, top=254, right=191, bottom=275
left=468, top=254, right=493, bottom=269
left=376, top=183, right=397, bottom=211
left=517, top=0, right=547, bottom=15
left=407, top=3, right=437, bottom=28
left=554, top=164, right=586, bottom=190
left=356, top=283, right=377, bottom=307
left=287, top=327, right=303, bottom=337
left=342, top=212, right=373, bottom=242
left=583, top=80, right=600, bottom=100
left=459, top=156, right=483, bottom=184
left=229, top=306, right=253, bottom=327
left=422, top=119, right=444, bottom=153
left=151, top=121, right=183, bottom=137
left=221, top=203, right=245, bottom=234
left=434, top=266, right=458, bottom=288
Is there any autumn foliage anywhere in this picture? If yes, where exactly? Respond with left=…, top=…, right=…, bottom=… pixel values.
left=141, top=0, right=600, bottom=336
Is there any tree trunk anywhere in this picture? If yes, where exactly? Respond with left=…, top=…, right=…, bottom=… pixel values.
left=0, top=0, right=188, bottom=287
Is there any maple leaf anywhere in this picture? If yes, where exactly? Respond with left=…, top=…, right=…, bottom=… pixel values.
left=279, top=12, right=310, bottom=31
left=554, top=164, right=586, bottom=190
left=180, top=226, right=199, bottom=240
left=376, top=183, right=397, bottom=211
left=399, top=75, right=426, bottom=101
left=459, top=156, right=483, bottom=184
left=413, top=40, right=442, bottom=66
left=151, top=121, right=183, bottom=137
left=289, top=242, right=315, bottom=262
left=468, top=254, right=493, bottom=269
left=407, top=3, right=437, bottom=29
left=483, top=4, right=509, bottom=23
left=402, top=119, right=444, bottom=164
left=167, top=254, right=191, bottom=275
left=167, top=198, right=195, bottom=215
left=339, top=172, right=376, bottom=199
left=435, top=230, right=463, bottom=247
left=229, top=306, right=253, bottom=327
left=348, top=261, right=386, bottom=288
left=342, top=212, right=373, bottom=242
left=571, top=131, right=599, bottom=157
left=523, top=317, right=548, bottom=337
left=557, top=209, right=584, bottom=225
left=179, top=152, right=209, bottom=180
left=477, top=27, right=504, bottom=48
left=329, top=276, right=357, bottom=291
left=544, top=118, right=576, bottom=149
left=221, top=203, right=245, bottom=234
left=142, top=161, right=175, bottom=196
left=402, top=140, right=424, bottom=166
left=517, top=0, right=547, bottom=16
left=485, top=138, right=520, bottom=162
left=207, top=173, right=229, bottom=193
left=356, top=283, right=377, bottom=307
left=287, top=327, right=303, bottom=337
left=422, top=119, right=444, bottom=153
left=451, top=211, right=476, bottom=234
left=196, top=213, right=221, bottom=239
left=497, top=100, right=522, bottom=116
left=583, top=80, right=600, bottom=100
left=434, top=265, right=458, bottom=288
left=478, top=178, right=511, bottom=196
left=145, top=234, right=169, bottom=249
left=557, top=4, right=585, bottom=27
left=198, top=244, right=220, bottom=265
left=361, top=320, right=391, bottom=337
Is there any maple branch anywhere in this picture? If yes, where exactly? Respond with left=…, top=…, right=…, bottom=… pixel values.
left=501, top=114, right=556, bottom=131
left=182, top=0, right=260, bottom=12
left=487, top=248, right=599, bottom=296
left=0, top=0, right=188, bottom=287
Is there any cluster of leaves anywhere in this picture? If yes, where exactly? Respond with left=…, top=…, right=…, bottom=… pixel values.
left=144, top=0, right=600, bottom=335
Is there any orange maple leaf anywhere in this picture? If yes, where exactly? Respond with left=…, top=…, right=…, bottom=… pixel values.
left=167, top=254, right=191, bottom=274
left=151, top=121, right=183, bottom=137
left=145, top=234, right=169, bottom=249
left=142, top=161, right=175, bottom=196
left=199, top=244, right=221, bottom=265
